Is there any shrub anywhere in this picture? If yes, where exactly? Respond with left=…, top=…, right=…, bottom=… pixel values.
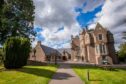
left=118, top=43, right=126, bottom=62
left=3, top=37, right=31, bottom=69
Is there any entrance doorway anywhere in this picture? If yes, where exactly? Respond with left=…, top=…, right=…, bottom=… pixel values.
left=62, top=56, right=67, bottom=61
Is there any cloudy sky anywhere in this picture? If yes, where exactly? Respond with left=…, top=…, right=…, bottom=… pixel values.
left=32, top=0, right=126, bottom=50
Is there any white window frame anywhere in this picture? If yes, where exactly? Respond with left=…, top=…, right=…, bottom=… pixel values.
left=96, top=45, right=99, bottom=54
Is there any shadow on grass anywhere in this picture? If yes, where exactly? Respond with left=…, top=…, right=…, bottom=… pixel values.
left=17, top=66, right=56, bottom=78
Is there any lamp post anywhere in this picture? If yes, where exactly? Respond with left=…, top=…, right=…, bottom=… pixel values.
left=87, top=69, right=90, bottom=81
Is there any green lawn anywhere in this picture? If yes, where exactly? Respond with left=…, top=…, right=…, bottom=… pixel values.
left=72, top=66, right=126, bottom=84
left=0, top=64, right=58, bottom=84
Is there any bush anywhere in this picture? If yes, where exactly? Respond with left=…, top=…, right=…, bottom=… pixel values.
left=118, top=43, right=126, bottom=62
left=3, top=37, right=31, bottom=69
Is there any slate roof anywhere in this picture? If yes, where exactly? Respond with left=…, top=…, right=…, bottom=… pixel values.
left=41, top=45, right=61, bottom=56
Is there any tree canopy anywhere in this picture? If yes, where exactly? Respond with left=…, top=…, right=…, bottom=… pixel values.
left=118, top=43, right=126, bottom=62
left=118, top=31, right=126, bottom=62
left=0, top=0, right=36, bottom=44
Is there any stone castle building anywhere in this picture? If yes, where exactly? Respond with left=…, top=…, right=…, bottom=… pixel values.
left=71, top=23, right=118, bottom=64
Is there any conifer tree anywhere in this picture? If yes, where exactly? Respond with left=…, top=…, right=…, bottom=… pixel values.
left=0, top=0, right=36, bottom=44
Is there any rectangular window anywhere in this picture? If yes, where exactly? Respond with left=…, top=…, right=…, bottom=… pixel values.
left=99, top=44, right=106, bottom=54
left=96, top=44, right=106, bottom=54
left=98, top=34, right=103, bottom=40
left=102, top=45, right=106, bottom=53
left=99, top=44, right=102, bottom=53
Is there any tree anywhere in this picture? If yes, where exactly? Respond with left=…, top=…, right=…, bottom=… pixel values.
left=0, top=0, right=36, bottom=44
left=122, top=31, right=126, bottom=41
left=0, top=0, right=5, bottom=44
left=4, top=37, right=31, bottom=69
left=118, top=43, right=126, bottom=62
left=117, top=31, right=126, bottom=62
left=0, top=0, right=4, bottom=21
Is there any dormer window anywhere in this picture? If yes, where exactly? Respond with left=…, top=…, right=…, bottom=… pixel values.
left=98, top=34, right=103, bottom=40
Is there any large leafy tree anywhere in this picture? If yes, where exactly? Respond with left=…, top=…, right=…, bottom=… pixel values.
left=117, top=32, right=126, bottom=62
left=0, top=0, right=4, bottom=21
left=118, top=43, right=126, bottom=62
left=0, top=0, right=4, bottom=22
left=0, top=0, right=36, bottom=44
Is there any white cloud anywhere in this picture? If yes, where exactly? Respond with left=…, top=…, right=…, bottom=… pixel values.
left=31, top=40, right=37, bottom=47
left=88, top=23, right=96, bottom=29
left=33, top=0, right=83, bottom=48
left=61, top=42, right=71, bottom=49
left=82, top=0, right=104, bottom=13
left=33, top=0, right=105, bottom=48
left=88, top=0, right=126, bottom=50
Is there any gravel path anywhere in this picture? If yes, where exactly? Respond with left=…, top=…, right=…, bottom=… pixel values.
left=49, top=64, right=84, bottom=84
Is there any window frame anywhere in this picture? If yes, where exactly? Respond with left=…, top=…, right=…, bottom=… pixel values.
left=96, top=44, right=106, bottom=54
left=98, top=34, right=103, bottom=40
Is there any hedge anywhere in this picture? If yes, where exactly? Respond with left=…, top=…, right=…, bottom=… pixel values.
left=3, top=37, right=31, bottom=69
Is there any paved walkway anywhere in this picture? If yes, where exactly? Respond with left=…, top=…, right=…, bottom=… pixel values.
left=49, top=64, right=84, bottom=84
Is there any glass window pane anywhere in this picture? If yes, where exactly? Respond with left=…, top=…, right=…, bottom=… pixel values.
left=98, top=34, right=102, bottom=40
left=99, top=44, right=102, bottom=53
left=102, top=45, right=106, bottom=53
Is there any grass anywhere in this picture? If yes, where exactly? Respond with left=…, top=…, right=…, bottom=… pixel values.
left=72, top=66, right=126, bottom=84
left=0, top=64, right=58, bottom=84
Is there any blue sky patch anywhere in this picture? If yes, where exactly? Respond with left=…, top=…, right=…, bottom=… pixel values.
left=34, top=27, right=43, bottom=32
left=76, top=5, right=102, bottom=28
left=36, top=33, right=45, bottom=41
left=34, top=26, right=45, bottom=41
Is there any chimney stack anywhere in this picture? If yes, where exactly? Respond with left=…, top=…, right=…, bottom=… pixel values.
left=37, top=41, right=41, bottom=45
